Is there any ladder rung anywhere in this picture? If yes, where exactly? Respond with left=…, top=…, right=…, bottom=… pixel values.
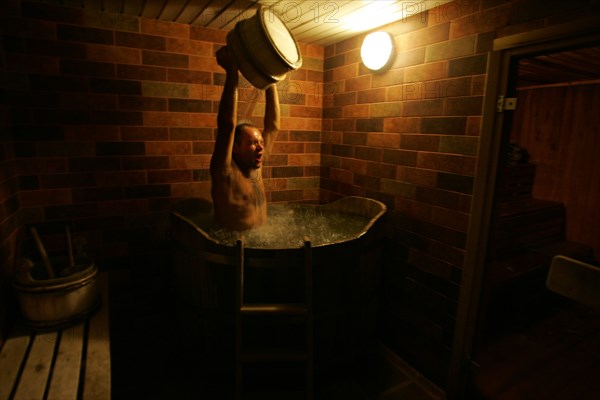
left=241, top=303, right=309, bottom=315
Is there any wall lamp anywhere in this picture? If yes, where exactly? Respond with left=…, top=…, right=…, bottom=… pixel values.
left=360, top=31, right=395, bottom=72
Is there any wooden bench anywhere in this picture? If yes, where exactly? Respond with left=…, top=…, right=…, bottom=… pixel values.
left=0, top=273, right=111, bottom=400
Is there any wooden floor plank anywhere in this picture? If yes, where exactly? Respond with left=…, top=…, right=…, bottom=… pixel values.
left=0, top=326, right=31, bottom=400
left=13, top=331, right=58, bottom=400
left=47, top=324, right=85, bottom=400
left=83, top=272, right=111, bottom=400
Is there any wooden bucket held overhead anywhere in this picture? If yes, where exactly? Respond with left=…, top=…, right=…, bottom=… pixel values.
left=227, top=6, right=303, bottom=89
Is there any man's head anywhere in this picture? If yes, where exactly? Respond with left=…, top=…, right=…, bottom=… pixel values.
left=233, top=123, right=265, bottom=171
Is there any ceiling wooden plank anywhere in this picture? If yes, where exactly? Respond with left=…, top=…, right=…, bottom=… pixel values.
left=62, top=0, right=84, bottom=7
left=101, top=0, right=125, bottom=13
left=297, top=0, right=449, bottom=46
left=267, top=0, right=353, bottom=33
left=158, top=0, right=190, bottom=21
left=82, top=0, right=104, bottom=11
left=223, top=0, right=286, bottom=31
left=218, top=3, right=261, bottom=30
left=173, top=0, right=213, bottom=24
left=206, top=0, right=256, bottom=29
left=292, top=1, right=379, bottom=42
left=141, top=0, right=168, bottom=19
left=190, top=0, right=231, bottom=26
left=543, top=50, right=600, bottom=75
left=518, top=46, right=600, bottom=87
left=26, top=0, right=441, bottom=46
left=122, top=0, right=144, bottom=15
left=289, top=0, right=366, bottom=40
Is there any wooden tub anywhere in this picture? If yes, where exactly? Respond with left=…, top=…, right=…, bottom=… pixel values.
left=169, top=197, right=387, bottom=373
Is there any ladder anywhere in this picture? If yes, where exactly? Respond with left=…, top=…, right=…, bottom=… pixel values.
left=234, top=238, right=314, bottom=400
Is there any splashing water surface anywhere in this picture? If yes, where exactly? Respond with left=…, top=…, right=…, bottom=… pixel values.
left=192, top=205, right=371, bottom=249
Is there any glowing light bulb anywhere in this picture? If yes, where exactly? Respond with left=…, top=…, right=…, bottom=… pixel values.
left=360, top=31, right=394, bottom=72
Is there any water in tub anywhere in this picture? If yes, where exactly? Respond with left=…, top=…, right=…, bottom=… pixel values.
left=191, top=205, right=371, bottom=248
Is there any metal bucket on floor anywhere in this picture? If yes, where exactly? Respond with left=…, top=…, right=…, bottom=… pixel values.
left=227, top=6, right=302, bottom=89
left=13, top=256, right=100, bottom=329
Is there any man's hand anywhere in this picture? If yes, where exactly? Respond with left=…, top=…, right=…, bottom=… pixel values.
left=216, top=46, right=238, bottom=73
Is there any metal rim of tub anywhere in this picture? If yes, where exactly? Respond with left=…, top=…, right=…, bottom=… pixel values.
left=170, top=196, right=387, bottom=250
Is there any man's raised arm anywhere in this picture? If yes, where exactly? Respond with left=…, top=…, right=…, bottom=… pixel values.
left=262, top=84, right=280, bottom=156
left=212, top=47, right=239, bottom=170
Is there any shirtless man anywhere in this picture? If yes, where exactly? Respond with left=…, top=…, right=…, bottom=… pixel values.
left=210, top=46, right=280, bottom=230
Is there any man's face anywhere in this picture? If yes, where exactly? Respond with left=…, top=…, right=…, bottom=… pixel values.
left=233, top=126, right=265, bottom=170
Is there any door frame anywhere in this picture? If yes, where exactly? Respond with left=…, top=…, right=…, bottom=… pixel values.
left=447, top=15, right=600, bottom=400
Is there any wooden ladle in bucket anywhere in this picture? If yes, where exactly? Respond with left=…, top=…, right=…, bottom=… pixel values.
left=30, top=227, right=55, bottom=279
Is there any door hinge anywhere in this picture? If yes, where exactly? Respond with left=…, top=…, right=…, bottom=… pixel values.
left=497, top=95, right=517, bottom=112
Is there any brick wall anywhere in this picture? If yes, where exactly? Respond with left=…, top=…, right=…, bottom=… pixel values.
left=0, top=1, right=324, bottom=278
left=320, top=0, right=599, bottom=386
left=321, top=9, right=478, bottom=384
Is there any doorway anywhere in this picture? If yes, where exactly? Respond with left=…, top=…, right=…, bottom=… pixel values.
left=464, top=30, right=600, bottom=400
